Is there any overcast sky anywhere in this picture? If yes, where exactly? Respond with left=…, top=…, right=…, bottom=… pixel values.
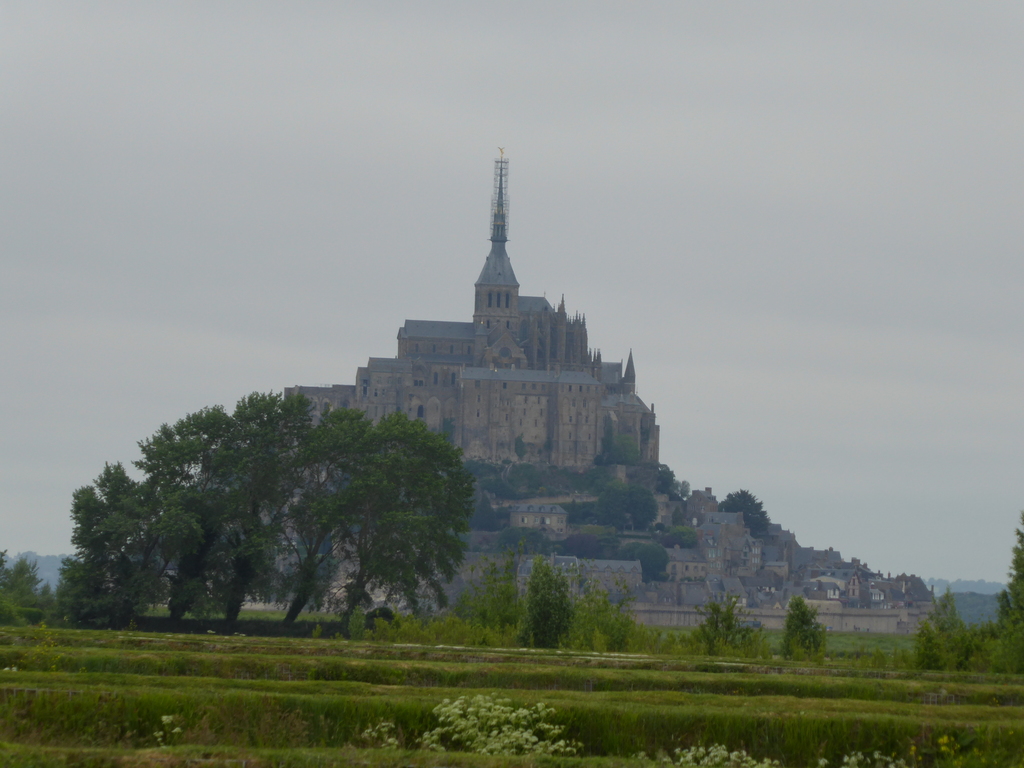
left=2, top=3, right=1021, bottom=583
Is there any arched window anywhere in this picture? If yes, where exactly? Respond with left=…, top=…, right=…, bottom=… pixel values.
left=505, top=292, right=510, bottom=308
left=488, top=292, right=493, bottom=307
left=417, top=405, right=424, bottom=418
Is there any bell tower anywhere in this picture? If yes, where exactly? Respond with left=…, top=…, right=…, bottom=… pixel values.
left=473, top=152, right=519, bottom=330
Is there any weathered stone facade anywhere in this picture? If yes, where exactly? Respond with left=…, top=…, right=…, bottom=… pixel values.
left=286, top=157, right=659, bottom=467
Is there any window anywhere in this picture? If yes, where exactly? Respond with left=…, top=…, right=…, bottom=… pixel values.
left=475, top=380, right=481, bottom=388
left=502, top=382, right=507, bottom=389
left=416, top=405, right=424, bottom=418
left=451, top=372, right=456, bottom=385
left=477, top=395, right=481, bottom=403
left=531, top=383, right=536, bottom=390
left=488, top=292, right=493, bottom=307
left=414, top=344, right=419, bottom=352
left=476, top=410, right=480, bottom=418
left=505, top=292, right=510, bottom=308
left=486, top=320, right=490, bottom=328
left=433, top=372, right=438, bottom=385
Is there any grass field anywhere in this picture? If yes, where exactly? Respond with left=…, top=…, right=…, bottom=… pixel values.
left=1, top=625, right=1022, bottom=767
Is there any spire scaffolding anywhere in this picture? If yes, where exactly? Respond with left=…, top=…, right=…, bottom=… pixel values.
left=490, top=157, right=509, bottom=242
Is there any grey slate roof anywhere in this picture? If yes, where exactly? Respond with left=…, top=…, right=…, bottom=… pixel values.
left=475, top=242, right=519, bottom=287
left=400, top=320, right=477, bottom=339
left=461, top=367, right=600, bottom=386
left=519, top=295, right=553, bottom=313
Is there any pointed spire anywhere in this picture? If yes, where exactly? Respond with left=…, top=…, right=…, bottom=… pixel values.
left=623, top=349, right=636, bottom=383
left=490, top=155, right=508, bottom=243
left=476, top=154, right=518, bottom=287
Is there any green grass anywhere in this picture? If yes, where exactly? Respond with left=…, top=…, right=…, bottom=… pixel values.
left=2, top=626, right=1024, bottom=767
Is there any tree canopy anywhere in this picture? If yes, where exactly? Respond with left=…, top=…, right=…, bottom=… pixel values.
left=719, top=490, right=771, bottom=538
left=617, top=541, right=669, bottom=583
left=59, top=396, right=475, bottom=628
left=596, top=482, right=658, bottom=531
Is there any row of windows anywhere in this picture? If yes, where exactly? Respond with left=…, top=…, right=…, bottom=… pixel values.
left=487, top=291, right=511, bottom=308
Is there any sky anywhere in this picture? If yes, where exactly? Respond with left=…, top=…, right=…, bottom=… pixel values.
left=1, top=3, right=1021, bottom=583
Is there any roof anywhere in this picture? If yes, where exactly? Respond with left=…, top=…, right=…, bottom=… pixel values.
left=519, top=295, right=553, bottom=313
left=476, top=241, right=519, bottom=287
left=363, top=358, right=413, bottom=372
left=601, top=393, right=652, bottom=412
left=580, top=559, right=642, bottom=572
left=666, top=547, right=705, bottom=562
left=461, top=367, right=600, bottom=386
left=400, top=320, right=477, bottom=340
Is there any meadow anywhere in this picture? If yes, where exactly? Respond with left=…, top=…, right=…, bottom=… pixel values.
left=2, top=625, right=1023, bottom=768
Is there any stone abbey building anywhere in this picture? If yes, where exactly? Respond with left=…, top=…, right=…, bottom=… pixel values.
left=286, top=157, right=659, bottom=467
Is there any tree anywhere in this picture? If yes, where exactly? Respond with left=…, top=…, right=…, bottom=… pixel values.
left=469, top=493, right=501, bottom=531
left=998, top=510, right=1024, bottom=627
left=596, top=482, right=658, bottom=531
left=993, top=512, right=1024, bottom=672
left=719, top=490, right=771, bottom=539
left=333, top=412, right=475, bottom=619
left=456, top=550, right=522, bottom=632
left=783, top=596, right=827, bottom=659
left=135, top=404, right=236, bottom=620
left=59, top=463, right=167, bottom=628
left=561, top=533, right=602, bottom=560
left=914, top=588, right=994, bottom=671
left=275, top=407, right=371, bottom=623
left=568, top=584, right=636, bottom=652
left=658, top=526, right=697, bottom=549
left=617, top=541, right=669, bottom=583
left=496, top=526, right=551, bottom=555
left=217, top=392, right=313, bottom=622
left=694, top=595, right=757, bottom=655
left=518, top=557, right=573, bottom=648
left=655, top=464, right=689, bottom=501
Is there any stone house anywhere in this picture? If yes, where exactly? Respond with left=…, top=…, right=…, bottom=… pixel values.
left=507, top=503, right=568, bottom=538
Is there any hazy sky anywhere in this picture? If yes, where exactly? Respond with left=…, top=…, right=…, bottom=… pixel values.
left=2, top=3, right=1021, bottom=582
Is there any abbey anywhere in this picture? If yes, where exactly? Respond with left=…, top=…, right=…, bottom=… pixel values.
left=286, top=157, right=659, bottom=467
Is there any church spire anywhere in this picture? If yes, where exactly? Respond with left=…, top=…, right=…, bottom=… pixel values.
left=490, top=151, right=508, bottom=243
left=476, top=152, right=518, bottom=288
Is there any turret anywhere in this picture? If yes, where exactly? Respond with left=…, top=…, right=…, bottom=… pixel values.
left=623, top=349, right=636, bottom=394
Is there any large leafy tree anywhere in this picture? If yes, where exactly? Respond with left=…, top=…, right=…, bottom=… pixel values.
left=998, top=511, right=1024, bottom=626
left=217, top=392, right=311, bottom=622
left=334, top=412, right=475, bottom=619
left=276, top=407, right=370, bottom=623
left=135, top=405, right=236, bottom=620
left=719, top=489, right=771, bottom=539
left=59, top=463, right=168, bottom=628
